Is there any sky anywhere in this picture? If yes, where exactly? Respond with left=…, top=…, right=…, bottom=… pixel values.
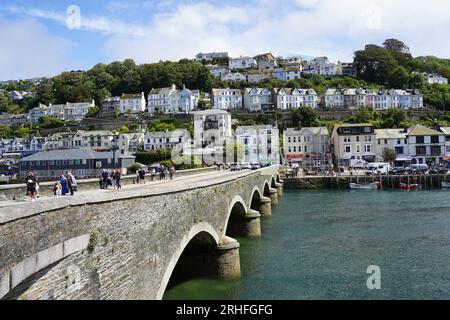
left=0, top=0, right=449, bottom=81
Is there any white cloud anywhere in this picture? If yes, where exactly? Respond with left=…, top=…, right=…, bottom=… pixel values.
left=103, top=0, right=450, bottom=64
left=1, top=0, right=450, bottom=77
left=0, top=19, right=73, bottom=80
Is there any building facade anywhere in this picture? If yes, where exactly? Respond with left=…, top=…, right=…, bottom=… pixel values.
left=195, top=52, right=229, bottom=61
left=19, top=148, right=135, bottom=179
left=283, top=127, right=331, bottom=169
left=144, top=129, right=190, bottom=151
left=211, top=88, right=243, bottom=110
left=331, top=124, right=377, bottom=166
left=243, top=88, right=274, bottom=112
left=148, top=84, right=199, bottom=114
left=235, top=125, right=280, bottom=164
left=120, top=93, right=146, bottom=114
left=272, top=88, right=318, bottom=109
left=406, top=125, right=445, bottom=165
left=229, top=56, right=257, bottom=70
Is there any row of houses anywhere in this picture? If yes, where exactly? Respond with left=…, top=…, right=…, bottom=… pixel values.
left=284, top=124, right=450, bottom=169
left=28, top=101, right=96, bottom=123
left=324, top=88, right=424, bottom=110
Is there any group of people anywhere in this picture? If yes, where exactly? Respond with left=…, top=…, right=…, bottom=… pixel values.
left=160, top=166, right=177, bottom=180
left=101, top=169, right=122, bottom=190
left=54, top=171, right=78, bottom=196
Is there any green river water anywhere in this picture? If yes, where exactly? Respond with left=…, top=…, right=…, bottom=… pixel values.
left=164, top=189, right=450, bottom=300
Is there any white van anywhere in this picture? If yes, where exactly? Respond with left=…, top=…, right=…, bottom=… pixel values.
left=365, top=163, right=392, bottom=175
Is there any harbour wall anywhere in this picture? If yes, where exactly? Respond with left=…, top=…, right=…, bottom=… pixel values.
left=283, top=174, right=450, bottom=190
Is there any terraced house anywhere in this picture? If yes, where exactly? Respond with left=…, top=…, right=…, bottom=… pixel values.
left=272, top=88, right=318, bottom=109
left=243, top=88, right=274, bottom=112
left=406, top=125, right=445, bottom=166
left=211, top=88, right=243, bottom=110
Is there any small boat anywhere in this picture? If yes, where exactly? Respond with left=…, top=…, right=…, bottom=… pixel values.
left=350, top=182, right=380, bottom=190
left=442, top=182, right=450, bottom=188
left=400, top=183, right=420, bottom=191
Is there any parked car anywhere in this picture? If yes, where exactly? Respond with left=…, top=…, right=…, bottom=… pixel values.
left=241, top=162, right=251, bottom=170
left=410, top=164, right=429, bottom=174
left=148, top=163, right=162, bottom=173
left=365, top=163, right=391, bottom=175
left=428, top=167, right=448, bottom=174
left=230, top=163, right=241, bottom=171
left=250, top=162, right=261, bottom=170
left=388, top=167, right=406, bottom=175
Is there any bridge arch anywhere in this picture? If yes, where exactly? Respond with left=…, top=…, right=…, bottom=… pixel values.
left=249, top=186, right=263, bottom=211
left=263, top=181, right=271, bottom=197
left=157, top=222, right=220, bottom=300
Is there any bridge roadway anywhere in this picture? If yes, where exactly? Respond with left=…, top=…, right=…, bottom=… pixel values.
left=0, top=166, right=283, bottom=300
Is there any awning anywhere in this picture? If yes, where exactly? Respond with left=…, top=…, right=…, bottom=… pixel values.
left=396, top=155, right=412, bottom=162
left=287, top=154, right=304, bottom=160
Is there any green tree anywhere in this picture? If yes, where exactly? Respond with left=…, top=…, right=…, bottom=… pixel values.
left=292, top=106, right=320, bottom=127
left=86, top=106, right=101, bottom=118
left=382, top=148, right=397, bottom=163
left=0, top=125, right=13, bottom=138
left=0, top=91, right=12, bottom=113
left=388, top=66, right=409, bottom=88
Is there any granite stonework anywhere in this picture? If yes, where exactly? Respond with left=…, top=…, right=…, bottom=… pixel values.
left=0, top=167, right=282, bottom=300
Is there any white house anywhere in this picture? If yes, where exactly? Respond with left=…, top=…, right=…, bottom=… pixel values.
left=243, top=88, right=274, bottom=112
left=254, top=53, right=278, bottom=70
left=63, top=101, right=94, bottom=122
left=118, top=133, right=145, bottom=154
left=375, top=128, right=409, bottom=163
left=229, top=56, right=257, bottom=70
left=406, top=125, right=445, bottom=165
left=148, top=84, right=199, bottom=114
left=424, top=73, right=448, bottom=85
left=119, top=92, right=146, bottom=114
left=303, top=57, right=338, bottom=77
left=192, top=110, right=233, bottom=149
left=235, top=125, right=280, bottom=164
left=331, top=124, right=377, bottom=166
left=144, top=129, right=190, bottom=151
left=283, top=127, right=331, bottom=168
left=222, top=72, right=246, bottom=82
left=207, top=65, right=231, bottom=78
left=211, top=88, right=243, bottom=110
left=272, top=88, right=318, bottom=109
left=195, top=52, right=228, bottom=61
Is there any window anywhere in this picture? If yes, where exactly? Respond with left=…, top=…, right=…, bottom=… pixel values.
left=395, top=147, right=404, bottom=155
left=345, top=146, right=351, bottom=153
left=431, top=136, right=439, bottom=144
left=416, top=136, right=424, bottom=144
left=431, top=146, right=441, bottom=156
left=364, top=145, right=372, bottom=153
left=416, top=146, right=426, bottom=155
left=356, top=145, right=361, bottom=153
left=55, top=160, right=60, bottom=165
left=356, top=136, right=360, bottom=142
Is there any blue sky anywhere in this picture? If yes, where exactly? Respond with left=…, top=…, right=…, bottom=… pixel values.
left=0, top=0, right=449, bottom=81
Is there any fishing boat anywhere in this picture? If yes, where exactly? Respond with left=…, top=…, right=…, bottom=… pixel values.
left=349, top=182, right=380, bottom=190
left=400, top=183, right=420, bottom=191
left=441, top=182, right=450, bottom=188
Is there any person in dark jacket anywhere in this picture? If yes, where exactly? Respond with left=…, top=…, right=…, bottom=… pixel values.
left=60, top=175, right=68, bottom=195
left=101, top=170, right=109, bottom=189
left=26, top=172, right=38, bottom=202
left=115, top=170, right=122, bottom=190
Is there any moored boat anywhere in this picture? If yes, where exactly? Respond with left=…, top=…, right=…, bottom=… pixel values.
left=350, top=182, right=380, bottom=190
left=442, top=182, right=450, bottom=188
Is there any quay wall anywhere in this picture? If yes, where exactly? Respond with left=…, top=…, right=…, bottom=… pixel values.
left=284, top=174, right=450, bottom=190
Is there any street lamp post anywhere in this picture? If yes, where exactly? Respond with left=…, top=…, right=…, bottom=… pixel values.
left=112, top=134, right=119, bottom=170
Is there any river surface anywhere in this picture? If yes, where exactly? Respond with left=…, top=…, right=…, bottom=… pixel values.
left=164, top=189, right=450, bottom=300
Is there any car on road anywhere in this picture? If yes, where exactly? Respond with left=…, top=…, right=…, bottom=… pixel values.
left=230, top=163, right=242, bottom=171
left=250, top=162, right=261, bottom=170
left=241, top=163, right=251, bottom=170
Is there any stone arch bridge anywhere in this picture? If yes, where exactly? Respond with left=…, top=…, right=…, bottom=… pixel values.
left=0, top=166, right=283, bottom=300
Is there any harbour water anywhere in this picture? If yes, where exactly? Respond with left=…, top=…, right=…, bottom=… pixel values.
left=164, top=189, right=450, bottom=300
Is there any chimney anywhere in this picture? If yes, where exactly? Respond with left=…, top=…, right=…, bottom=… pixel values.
left=171, top=84, right=176, bottom=91
left=403, top=126, right=408, bottom=134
